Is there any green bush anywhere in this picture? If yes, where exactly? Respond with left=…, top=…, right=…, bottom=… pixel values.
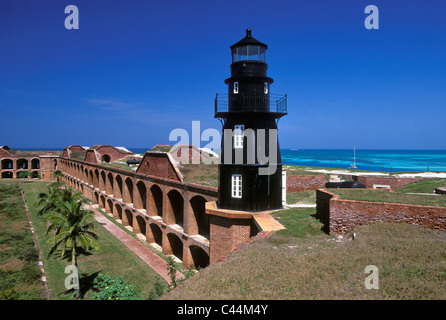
left=92, top=273, right=143, bottom=300
left=0, top=288, right=18, bottom=300
left=31, top=171, right=40, bottom=179
left=17, top=171, right=31, bottom=179
left=148, top=277, right=167, bottom=300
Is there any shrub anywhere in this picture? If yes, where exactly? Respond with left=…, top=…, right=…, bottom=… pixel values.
left=31, top=171, right=40, bottom=179
left=17, top=171, right=31, bottom=179
left=92, top=273, right=143, bottom=300
left=148, top=277, right=167, bottom=300
left=0, top=288, right=18, bottom=300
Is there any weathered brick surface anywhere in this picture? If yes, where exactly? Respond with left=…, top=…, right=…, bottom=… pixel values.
left=57, top=154, right=219, bottom=268
left=316, top=189, right=446, bottom=235
left=136, top=152, right=182, bottom=181
left=209, top=215, right=252, bottom=264
left=286, top=175, right=326, bottom=192
left=84, top=150, right=99, bottom=164
left=0, top=147, right=12, bottom=157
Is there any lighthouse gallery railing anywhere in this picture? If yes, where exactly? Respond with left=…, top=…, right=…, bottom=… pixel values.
left=215, top=93, right=287, bottom=116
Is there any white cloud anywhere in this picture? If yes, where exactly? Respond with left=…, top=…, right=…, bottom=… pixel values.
left=86, top=98, right=142, bottom=110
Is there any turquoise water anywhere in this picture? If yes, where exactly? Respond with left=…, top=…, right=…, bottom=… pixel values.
left=280, top=149, right=446, bottom=172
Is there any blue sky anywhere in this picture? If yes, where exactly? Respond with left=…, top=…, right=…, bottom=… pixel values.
left=1, top=0, right=445, bottom=150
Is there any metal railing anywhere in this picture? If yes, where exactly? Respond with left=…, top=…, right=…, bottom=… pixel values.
left=215, top=93, right=287, bottom=116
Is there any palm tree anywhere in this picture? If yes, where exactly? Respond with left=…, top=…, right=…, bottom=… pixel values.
left=35, top=183, right=63, bottom=217
left=45, top=196, right=101, bottom=298
left=35, top=184, right=84, bottom=218
left=53, top=170, right=63, bottom=182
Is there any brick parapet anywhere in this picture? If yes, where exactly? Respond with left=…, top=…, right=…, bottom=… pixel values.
left=316, top=189, right=446, bottom=235
left=286, top=175, right=326, bottom=193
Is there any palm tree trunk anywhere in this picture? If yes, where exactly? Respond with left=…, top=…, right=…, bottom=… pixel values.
left=73, top=250, right=81, bottom=298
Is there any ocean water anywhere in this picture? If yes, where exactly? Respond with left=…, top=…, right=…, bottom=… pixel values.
left=280, top=149, right=446, bottom=172
left=17, top=147, right=446, bottom=173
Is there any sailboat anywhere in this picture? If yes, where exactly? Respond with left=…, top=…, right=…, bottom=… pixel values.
left=349, top=146, right=358, bottom=169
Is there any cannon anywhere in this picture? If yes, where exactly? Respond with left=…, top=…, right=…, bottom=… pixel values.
left=325, top=181, right=366, bottom=189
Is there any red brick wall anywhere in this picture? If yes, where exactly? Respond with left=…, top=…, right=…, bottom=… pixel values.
left=136, top=152, right=181, bottom=181
left=95, top=146, right=131, bottom=163
left=209, top=215, right=252, bottom=263
left=287, top=175, right=326, bottom=192
left=84, top=150, right=99, bottom=164
left=0, top=148, right=12, bottom=157
left=68, top=146, right=85, bottom=151
left=316, top=189, right=446, bottom=235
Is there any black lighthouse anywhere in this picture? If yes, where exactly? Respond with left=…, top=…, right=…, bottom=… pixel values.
left=215, top=29, right=287, bottom=211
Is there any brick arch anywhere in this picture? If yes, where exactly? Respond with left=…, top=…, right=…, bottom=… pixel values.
left=1, top=171, right=13, bottom=179
left=167, top=189, right=184, bottom=227
left=99, top=194, right=106, bottom=209
left=84, top=168, right=89, bottom=183
left=31, top=158, right=40, bottom=169
left=93, top=169, right=99, bottom=189
left=149, top=223, right=163, bottom=247
left=106, top=172, right=114, bottom=195
left=93, top=191, right=99, bottom=204
left=100, top=170, right=106, bottom=191
left=149, top=184, right=163, bottom=217
left=105, top=198, right=113, bottom=214
left=134, top=180, right=147, bottom=210
left=114, top=203, right=123, bottom=221
left=123, top=209, right=133, bottom=228
left=123, top=177, right=134, bottom=204
left=17, top=158, right=28, bottom=169
left=114, top=175, right=123, bottom=199
left=190, top=195, right=209, bottom=237
left=1, top=158, right=13, bottom=170
left=88, top=169, right=94, bottom=186
left=101, top=154, right=111, bottom=163
left=134, top=214, right=146, bottom=237
left=189, top=245, right=210, bottom=269
left=167, top=232, right=183, bottom=261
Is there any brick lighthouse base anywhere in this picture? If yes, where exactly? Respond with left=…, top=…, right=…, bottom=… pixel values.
left=205, top=201, right=284, bottom=263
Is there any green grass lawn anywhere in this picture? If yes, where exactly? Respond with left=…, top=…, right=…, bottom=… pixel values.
left=163, top=205, right=446, bottom=300
left=396, top=178, right=446, bottom=194
left=179, top=163, right=219, bottom=187
left=162, top=177, right=446, bottom=299
left=0, top=182, right=47, bottom=300
left=17, top=180, right=167, bottom=300
left=286, top=190, right=316, bottom=205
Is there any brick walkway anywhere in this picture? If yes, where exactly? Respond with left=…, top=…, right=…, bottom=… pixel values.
left=84, top=204, right=184, bottom=284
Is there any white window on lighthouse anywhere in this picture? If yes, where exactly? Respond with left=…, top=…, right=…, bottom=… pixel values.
left=264, top=82, right=268, bottom=94
left=231, top=174, right=242, bottom=198
left=234, top=125, right=244, bottom=148
left=234, top=82, right=239, bottom=94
